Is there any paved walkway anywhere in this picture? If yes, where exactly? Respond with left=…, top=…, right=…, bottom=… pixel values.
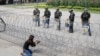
left=0, top=39, right=22, bottom=56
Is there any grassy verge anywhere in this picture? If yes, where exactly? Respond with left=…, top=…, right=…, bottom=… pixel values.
left=4, top=3, right=100, bottom=14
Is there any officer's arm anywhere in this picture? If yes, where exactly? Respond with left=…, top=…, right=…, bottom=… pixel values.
left=39, top=10, right=40, bottom=15
left=81, top=13, right=83, bottom=23
left=43, top=11, right=46, bottom=17
left=60, top=12, right=62, bottom=16
left=49, top=11, right=51, bottom=17
left=33, top=10, right=36, bottom=16
left=54, top=12, right=56, bottom=16
left=81, top=13, right=83, bottom=19
left=88, top=13, right=91, bottom=23
left=60, top=12, right=62, bottom=18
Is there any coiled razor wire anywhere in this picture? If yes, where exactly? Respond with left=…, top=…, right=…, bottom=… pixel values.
left=0, top=11, right=100, bottom=56
left=0, top=17, right=6, bottom=32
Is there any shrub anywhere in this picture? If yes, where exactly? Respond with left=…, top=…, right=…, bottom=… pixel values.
left=58, top=6, right=66, bottom=8
left=73, top=6, right=84, bottom=9
left=89, top=7, right=100, bottom=11
left=46, top=0, right=100, bottom=8
left=66, top=6, right=73, bottom=9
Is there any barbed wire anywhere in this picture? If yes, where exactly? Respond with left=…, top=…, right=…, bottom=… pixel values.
left=0, top=11, right=100, bottom=56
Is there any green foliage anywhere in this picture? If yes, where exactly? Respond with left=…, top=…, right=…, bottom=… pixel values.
left=73, top=6, right=84, bottom=9
left=36, top=5, right=46, bottom=8
left=89, top=7, right=100, bottom=11
left=58, top=6, right=66, bottom=8
left=66, top=6, right=73, bottom=9
left=46, top=0, right=100, bottom=8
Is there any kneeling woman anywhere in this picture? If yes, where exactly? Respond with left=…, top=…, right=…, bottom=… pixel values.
left=22, top=35, right=40, bottom=56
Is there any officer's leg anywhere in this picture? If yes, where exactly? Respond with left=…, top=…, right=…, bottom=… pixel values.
left=47, top=19, right=50, bottom=28
left=69, top=22, right=71, bottom=32
left=55, top=19, right=57, bottom=30
left=43, top=19, right=45, bottom=27
left=35, top=18, right=37, bottom=26
left=38, top=18, right=40, bottom=27
left=69, top=22, right=73, bottom=33
left=58, top=20, right=61, bottom=30
left=72, top=22, right=73, bottom=32
left=44, top=18, right=46, bottom=28
left=46, top=19, right=48, bottom=28
left=88, top=24, right=92, bottom=36
left=70, top=24, right=73, bottom=33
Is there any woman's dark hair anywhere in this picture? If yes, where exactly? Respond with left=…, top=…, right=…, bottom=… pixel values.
left=28, top=35, right=34, bottom=40
left=30, top=35, right=34, bottom=38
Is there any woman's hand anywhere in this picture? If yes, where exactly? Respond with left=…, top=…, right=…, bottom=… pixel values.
left=35, top=40, right=40, bottom=44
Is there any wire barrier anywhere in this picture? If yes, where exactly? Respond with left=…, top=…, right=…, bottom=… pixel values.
left=0, top=11, right=100, bottom=56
